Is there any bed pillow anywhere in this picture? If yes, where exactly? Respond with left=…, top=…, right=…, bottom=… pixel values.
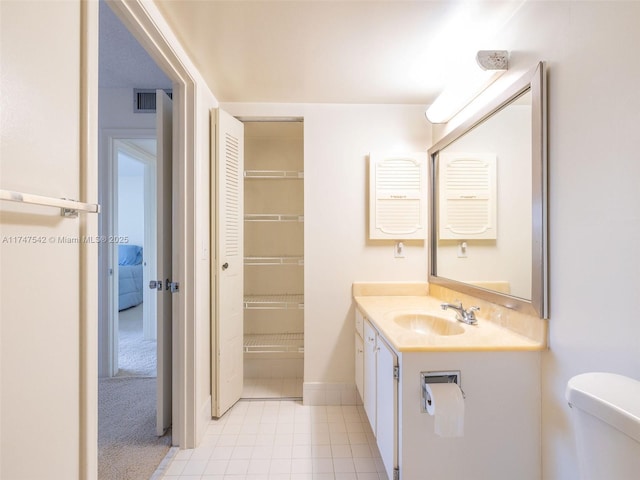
left=118, top=245, right=143, bottom=266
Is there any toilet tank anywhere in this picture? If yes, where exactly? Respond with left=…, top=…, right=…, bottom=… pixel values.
left=566, top=372, right=640, bottom=480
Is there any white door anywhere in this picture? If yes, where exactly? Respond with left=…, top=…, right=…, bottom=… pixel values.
left=363, top=320, right=377, bottom=433
left=156, top=90, right=173, bottom=435
left=0, top=1, right=98, bottom=477
left=376, top=336, right=398, bottom=480
left=212, top=108, right=244, bottom=417
left=355, top=334, right=364, bottom=401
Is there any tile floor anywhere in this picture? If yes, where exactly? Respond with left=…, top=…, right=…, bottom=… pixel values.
left=160, top=400, right=389, bottom=480
left=242, top=378, right=303, bottom=399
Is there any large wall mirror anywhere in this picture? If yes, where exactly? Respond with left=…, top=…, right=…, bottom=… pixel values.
left=428, top=62, right=547, bottom=318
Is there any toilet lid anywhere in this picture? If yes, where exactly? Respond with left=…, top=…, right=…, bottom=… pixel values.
left=566, top=372, right=640, bottom=442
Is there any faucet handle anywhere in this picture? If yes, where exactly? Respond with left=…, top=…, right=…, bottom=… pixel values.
left=466, top=306, right=480, bottom=322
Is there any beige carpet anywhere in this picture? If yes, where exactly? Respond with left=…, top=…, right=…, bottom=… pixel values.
left=99, top=304, right=169, bottom=479
left=98, top=377, right=171, bottom=480
left=117, top=304, right=157, bottom=378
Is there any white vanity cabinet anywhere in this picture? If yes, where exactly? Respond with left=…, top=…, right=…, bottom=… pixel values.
left=355, top=306, right=541, bottom=480
left=356, top=310, right=399, bottom=480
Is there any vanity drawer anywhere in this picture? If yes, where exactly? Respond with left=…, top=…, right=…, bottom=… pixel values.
left=355, top=308, right=365, bottom=338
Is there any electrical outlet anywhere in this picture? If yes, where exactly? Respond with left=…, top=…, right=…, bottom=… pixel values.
left=395, top=241, right=405, bottom=258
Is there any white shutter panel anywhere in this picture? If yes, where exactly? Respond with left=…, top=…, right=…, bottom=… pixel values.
left=224, top=132, right=241, bottom=256
left=369, top=152, right=426, bottom=240
left=438, top=153, right=497, bottom=240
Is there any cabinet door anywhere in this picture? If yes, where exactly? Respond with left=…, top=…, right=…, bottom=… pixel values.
left=363, top=320, right=377, bottom=434
left=355, top=308, right=364, bottom=338
left=376, top=335, right=398, bottom=480
left=355, top=334, right=364, bottom=402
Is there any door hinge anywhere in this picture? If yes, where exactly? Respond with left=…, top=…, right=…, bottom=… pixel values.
left=393, top=365, right=400, bottom=380
left=393, top=467, right=400, bottom=480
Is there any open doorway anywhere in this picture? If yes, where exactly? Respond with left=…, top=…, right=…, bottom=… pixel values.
left=97, top=1, right=173, bottom=477
left=115, top=139, right=157, bottom=377
left=101, top=0, right=215, bottom=453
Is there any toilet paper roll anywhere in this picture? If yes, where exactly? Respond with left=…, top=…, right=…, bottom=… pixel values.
left=424, top=383, right=465, bottom=437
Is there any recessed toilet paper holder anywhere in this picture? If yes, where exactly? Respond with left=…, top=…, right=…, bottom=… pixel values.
left=421, top=370, right=465, bottom=413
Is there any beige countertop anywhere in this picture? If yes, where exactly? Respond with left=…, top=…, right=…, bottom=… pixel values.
left=354, top=295, right=545, bottom=353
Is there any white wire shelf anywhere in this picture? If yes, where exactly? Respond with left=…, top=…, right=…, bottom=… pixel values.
left=245, top=170, right=304, bottom=179
left=245, top=256, right=304, bottom=266
left=245, top=214, right=304, bottom=222
left=244, top=294, right=304, bottom=310
left=243, top=333, right=304, bottom=353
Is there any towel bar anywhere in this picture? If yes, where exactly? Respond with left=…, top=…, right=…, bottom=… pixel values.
left=0, top=189, right=100, bottom=217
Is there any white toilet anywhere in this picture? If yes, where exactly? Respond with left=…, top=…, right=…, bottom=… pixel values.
left=566, top=372, right=640, bottom=480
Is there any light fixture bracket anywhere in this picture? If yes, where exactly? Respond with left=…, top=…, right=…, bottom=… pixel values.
left=476, top=50, right=509, bottom=71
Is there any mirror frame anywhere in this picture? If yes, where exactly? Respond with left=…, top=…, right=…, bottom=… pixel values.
left=428, top=62, right=548, bottom=318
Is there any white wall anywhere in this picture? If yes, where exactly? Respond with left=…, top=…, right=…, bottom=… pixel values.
left=540, top=4, right=640, bottom=478
left=222, top=103, right=431, bottom=401
left=99, top=88, right=158, bottom=130
left=439, top=2, right=640, bottom=479
left=117, top=164, right=145, bottom=247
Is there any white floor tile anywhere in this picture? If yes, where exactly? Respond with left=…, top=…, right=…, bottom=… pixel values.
left=160, top=400, right=387, bottom=480
left=226, top=458, right=250, bottom=475
left=247, top=458, right=271, bottom=474
left=182, top=459, right=207, bottom=475
left=204, top=460, right=229, bottom=475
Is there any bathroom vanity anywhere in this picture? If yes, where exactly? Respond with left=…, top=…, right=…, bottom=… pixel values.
left=354, top=61, right=549, bottom=480
left=354, top=288, right=544, bottom=480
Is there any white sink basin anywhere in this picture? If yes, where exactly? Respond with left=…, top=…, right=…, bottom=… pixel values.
left=392, top=312, right=465, bottom=336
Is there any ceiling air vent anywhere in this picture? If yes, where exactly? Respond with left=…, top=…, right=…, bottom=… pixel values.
left=134, top=89, right=172, bottom=113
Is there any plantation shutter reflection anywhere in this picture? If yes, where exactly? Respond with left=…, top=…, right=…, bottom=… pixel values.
left=438, top=153, right=497, bottom=240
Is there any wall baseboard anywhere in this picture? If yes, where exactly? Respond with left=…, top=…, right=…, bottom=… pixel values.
left=302, top=382, right=362, bottom=406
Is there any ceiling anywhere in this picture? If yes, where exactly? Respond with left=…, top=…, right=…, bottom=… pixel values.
left=99, top=1, right=171, bottom=89
left=101, top=0, right=528, bottom=104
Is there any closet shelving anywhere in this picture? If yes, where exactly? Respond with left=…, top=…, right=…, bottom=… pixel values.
left=244, top=256, right=304, bottom=266
left=243, top=122, right=304, bottom=367
left=243, top=333, right=304, bottom=354
left=244, top=213, right=304, bottom=223
left=245, top=170, right=304, bottom=179
left=243, top=294, right=304, bottom=310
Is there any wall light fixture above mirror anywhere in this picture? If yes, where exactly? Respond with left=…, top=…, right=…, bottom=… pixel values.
left=428, top=62, right=548, bottom=319
left=426, top=50, right=510, bottom=124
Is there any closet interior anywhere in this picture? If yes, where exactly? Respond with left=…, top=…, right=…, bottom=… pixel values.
left=242, top=121, right=304, bottom=399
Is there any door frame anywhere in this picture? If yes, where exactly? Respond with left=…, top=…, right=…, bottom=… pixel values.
left=106, top=0, right=201, bottom=448
left=99, top=130, right=157, bottom=378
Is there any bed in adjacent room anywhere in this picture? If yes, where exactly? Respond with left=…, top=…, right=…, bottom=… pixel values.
left=118, top=244, right=143, bottom=311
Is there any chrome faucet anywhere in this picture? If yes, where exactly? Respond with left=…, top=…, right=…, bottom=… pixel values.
left=441, top=302, right=480, bottom=325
